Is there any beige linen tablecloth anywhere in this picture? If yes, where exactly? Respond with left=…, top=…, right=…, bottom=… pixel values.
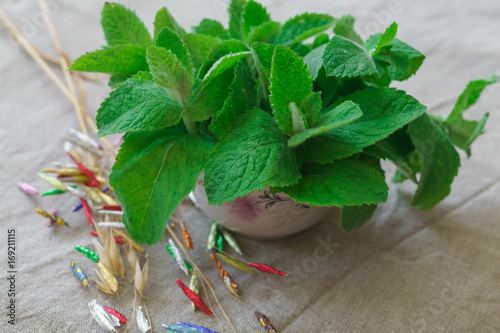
left=1, top=1, right=500, bottom=332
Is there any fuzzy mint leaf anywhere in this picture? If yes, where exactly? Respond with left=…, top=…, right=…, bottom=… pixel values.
left=186, top=69, right=235, bottom=122
left=444, top=74, right=498, bottom=155
left=341, top=204, right=378, bottom=232
left=365, top=22, right=398, bottom=55
left=298, top=87, right=427, bottom=163
left=209, top=62, right=257, bottom=137
left=146, top=46, right=193, bottom=104
left=408, top=114, right=460, bottom=209
left=333, top=15, right=363, bottom=45
left=364, top=127, right=417, bottom=183
left=199, top=40, right=249, bottom=78
left=251, top=42, right=274, bottom=97
left=194, top=19, right=229, bottom=39
left=228, top=0, right=247, bottom=40
left=373, top=39, right=425, bottom=81
left=96, top=78, right=183, bottom=137
left=242, top=0, right=271, bottom=39
left=110, top=129, right=214, bottom=244
left=204, top=109, right=302, bottom=205
left=270, top=45, right=319, bottom=135
left=288, top=101, right=362, bottom=147
left=101, top=2, right=152, bottom=47
left=69, top=45, right=148, bottom=75
left=202, top=51, right=252, bottom=89
left=251, top=42, right=274, bottom=78
left=303, top=43, right=327, bottom=80
left=155, top=27, right=194, bottom=81
left=154, top=6, right=185, bottom=38
left=276, top=13, right=335, bottom=47
left=323, top=36, right=378, bottom=78
left=248, top=21, right=282, bottom=44
left=276, top=159, right=388, bottom=207
left=183, top=33, right=221, bottom=71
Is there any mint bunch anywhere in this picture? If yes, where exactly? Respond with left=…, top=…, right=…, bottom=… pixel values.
left=70, top=1, right=497, bottom=244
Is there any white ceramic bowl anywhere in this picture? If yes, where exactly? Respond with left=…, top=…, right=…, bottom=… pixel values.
left=190, top=181, right=331, bottom=239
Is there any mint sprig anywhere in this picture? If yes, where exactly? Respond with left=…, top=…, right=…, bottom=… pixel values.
left=71, top=1, right=497, bottom=243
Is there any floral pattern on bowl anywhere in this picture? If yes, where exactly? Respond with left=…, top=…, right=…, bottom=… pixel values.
left=191, top=181, right=331, bottom=239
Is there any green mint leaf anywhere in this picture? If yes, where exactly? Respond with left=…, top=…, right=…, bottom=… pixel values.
left=110, top=129, right=214, bottom=244
left=204, top=109, right=302, bottom=205
left=154, top=6, right=185, bottom=38
left=242, top=0, right=271, bottom=39
left=340, top=204, right=378, bottom=232
left=365, top=22, right=398, bottom=55
left=108, top=71, right=153, bottom=88
left=276, top=13, right=335, bottom=47
left=183, top=33, right=221, bottom=71
left=251, top=42, right=274, bottom=72
left=101, top=2, right=151, bottom=47
left=313, top=33, right=329, bottom=48
left=303, top=43, right=327, bottom=80
left=269, top=45, right=317, bottom=135
left=333, top=15, right=363, bottom=45
left=298, top=87, right=427, bottom=163
left=250, top=42, right=274, bottom=96
left=69, top=45, right=148, bottom=75
left=277, top=159, right=388, bottom=207
left=373, top=39, right=425, bottom=81
left=364, top=127, right=417, bottom=183
left=391, top=169, right=409, bottom=184
left=155, top=27, right=194, bottom=81
left=97, top=78, right=183, bottom=137
left=293, top=43, right=313, bottom=57
left=289, top=102, right=308, bottom=134
left=228, top=0, right=247, bottom=40
left=248, top=21, right=282, bottom=44
left=300, top=92, right=323, bottom=124
left=444, top=74, right=498, bottom=155
left=194, top=19, right=229, bottom=39
left=323, top=36, right=378, bottom=78
left=199, top=39, right=249, bottom=78
left=408, top=114, right=461, bottom=209
left=209, top=62, right=257, bottom=137
left=108, top=74, right=130, bottom=88
left=202, top=51, right=252, bottom=89
left=288, top=101, right=363, bottom=147
left=131, top=71, right=154, bottom=81
left=186, top=69, right=235, bottom=121
left=146, top=46, right=193, bottom=103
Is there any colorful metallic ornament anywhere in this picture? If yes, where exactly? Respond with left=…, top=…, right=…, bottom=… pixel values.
left=177, top=322, right=220, bottom=333
left=136, top=306, right=151, bottom=333
left=75, top=245, right=100, bottom=263
left=247, top=262, right=287, bottom=276
left=215, top=253, right=256, bottom=275
left=35, top=208, right=69, bottom=227
left=207, top=221, right=218, bottom=250
left=182, top=222, right=193, bottom=250
left=255, top=311, right=279, bottom=333
left=220, top=227, right=242, bottom=255
left=70, top=259, right=88, bottom=287
left=102, top=306, right=127, bottom=325
left=168, top=238, right=189, bottom=276
left=88, top=299, right=120, bottom=332
left=17, top=181, right=39, bottom=195
left=176, top=279, right=213, bottom=316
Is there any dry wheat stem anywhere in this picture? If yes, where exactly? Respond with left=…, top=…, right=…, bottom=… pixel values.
left=39, top=0, right=87, bottom=134
left=0, top=7, right=74, bottom=100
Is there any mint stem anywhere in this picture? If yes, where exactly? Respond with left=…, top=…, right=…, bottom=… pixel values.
left=183, top=115, right=198, bottom=135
